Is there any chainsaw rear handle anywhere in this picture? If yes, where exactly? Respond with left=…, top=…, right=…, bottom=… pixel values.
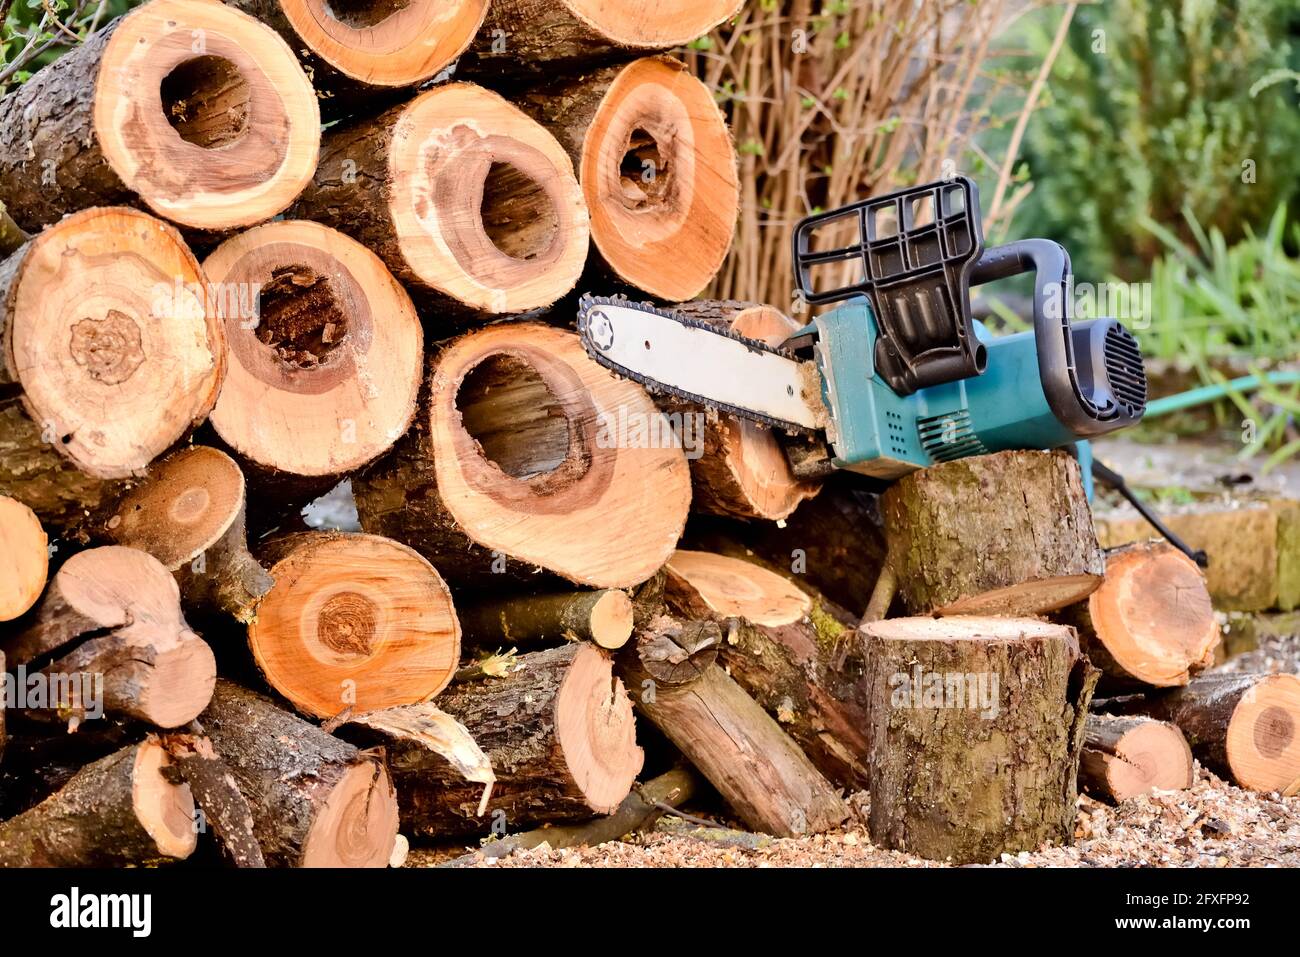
left=969, top=238, right=1140, bottom=436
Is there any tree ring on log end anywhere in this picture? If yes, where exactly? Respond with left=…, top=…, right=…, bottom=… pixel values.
left=666, top=549, right=812, bottom=626
left=3, top=208, right=223, bottom=480
left=282, top=0, right=487, bottom=87
left=108, top=446, right=245, bottom=568
left=583, top=57, right=738, bottom=300
left=94, top=0, right=320, bottom=230
left=1226, top=674, right=1300, bottom=793
left=249, top=533, right=461, bottom=718
left=301, top=759, right=399, bottom=867
left=0, top=496, right=48, bottom=621
left=132, top=740, right=199, bottom=859
left=429, top=323, right=692, bottom=588
left=1097, top=720, right=1193, bottom=801
left=390, top=83, right=590, bottom=314
left=205, top=220, right=423, bottom=479
left=555, top=644, right=643, bottom=814
left=562, top=0, right=742, bottom=48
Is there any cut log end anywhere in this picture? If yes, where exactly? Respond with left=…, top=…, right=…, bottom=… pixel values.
left=250, top=533, right=460, bottom=718
left=1081, top=716, right=1193, bottom=803
left=583, top=57, right=738, bottom=300
left=587, top=590, right=635, bottom=649
left=389, top=84, right=589, bottom=314
left=937, top=573, right=1103, bottom=618
left=556, top=644, right=643, bottom=813
left=205, top=220, right=423, bottom=481
left=94, top=0, right=319, bottom=230
left=302, top=760, right=401, bottom=867
left=1, top=208, right=223, bottom=482
left=1226, top=673, right=1300, bottom=794
left=279, top=0, right=487, bottom=87
left=133, top=739, right=200, bottom=859
left=0, top=496, right=48, bottom=621
left=665, top=549, right=812, bottom=626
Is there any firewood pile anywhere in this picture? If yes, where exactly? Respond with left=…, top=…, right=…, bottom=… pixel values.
left=0, top=0, right=1296, bottom=869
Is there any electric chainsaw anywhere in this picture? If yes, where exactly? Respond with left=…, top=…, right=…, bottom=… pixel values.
left=577, top=176, right=1204, bottom=564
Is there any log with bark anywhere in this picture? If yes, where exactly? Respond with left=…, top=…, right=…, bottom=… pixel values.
left=618, top=615, right=849, bottom=836
left=0, top=208, right=224, bottom=532
left=863, top=450, right=1104, bottom=622
left=0, top=0, right=319, bottom=234
left=0, top=495, right=47, bottom=622
left=354, top=323, right=692, bottom=588
left=861, top=616, right=1097, bottom=864
left=1100, top=672, right=1300, bottom=795
left=369, top=643, right=643, bottom=837
left=226, top=0, right=487, bottom=118
left=291, top=83, right=590, bottom=321
left=1059, top=541, right=1219, bottom=691
left=198, top=679, right=400, bottom=866
left=1079, top=714, right=1194, bottom=803
left=99, top=446, right=271, bottom=623
left=644, top=301, right=820, bottom=519
left=459, top=589, right=634, bottom=650
left=664, top=550, right=872, bottom=790
left=0, top=739, right=197, bottom=867
left=201, top=219, right=424, bottom=517
left=248, top=532, right=461, bottom=719
left=2, top=546, right=217, bottom=729
left=464, top=0, right=742, bottom=78
left=516, top=56, right=738, bottom=301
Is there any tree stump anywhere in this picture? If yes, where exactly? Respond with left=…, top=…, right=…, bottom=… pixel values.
left=1100, top=672, right=1300, bottom=795
left=248, top=532, right=461, bottom=719
left=100, top=446, right=271, bottom=623
left=226, top=0, right=487, bottom=118
left=0, top=208, right=224, bottom=532
left=865, top=450, right=1103, bottom=621
left=1059, top=541, right=1219, bottom=691
left=664, top=549, right=872, bottom=790
left=1079, top=715, right=1193, bottom=803
left=618, top=615, right=849, bottom=836
left=0, top=739, right=197, bottom=867
left=516, top=57, right=739, bottom=301
left=198, top=680, right=400, bottom=867
left=291, top=83, right=589, bottom=321
left=0, top=495, right=47, bottom=621
left=0, top=0, right=319, bottom=233
left=354, top=323, right=692, bottom=589
left=862, top=616, right=1097, bottom=864
left=387, top=643, right=644, bottom=837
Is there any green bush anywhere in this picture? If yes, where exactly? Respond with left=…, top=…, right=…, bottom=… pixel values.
left=1017, top=0, right=1300, bottom=280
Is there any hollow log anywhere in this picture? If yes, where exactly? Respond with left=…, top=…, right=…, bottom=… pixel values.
left=200, top=219, right=423, bottom=518
left=865, top=450, right=1103, bottom=622
left=515, top=56, right=738, bottom=301
left=618, top=615, right=849, bottom=836
left=1079, top=715, right=1193, bottom=803
left=0, top=496, right=48, bottom=621
left=2, top=546, right=216, bottom=728
left=862, top=616, right=1097, bottom=864
left=198, top=679, right=400, bottom=866
left=98, top=446, right=271, bottom=623
left=291, top=83, right=589, bottom=321
left=0, top=208, right=224, bottom=532
left=379, top=643, right=644, bottom=837
left=0, top=0, right=319, bottom=233
left=0, top=739, right=197, bottom=867
left=248, top=532, right=461, bottom=719
left=1058, top=541, right=1219, bottom=691
left=353, top=323, right=691, bottom=589
left=226, top=0, right=487, bottom=119
left=459, top=589, right=634, bottom=650
left=664, top=550, right=872, bottom=790
left=1100, top=672, right=1300, bottom=795
left=464, top=0, right=742, bottom=77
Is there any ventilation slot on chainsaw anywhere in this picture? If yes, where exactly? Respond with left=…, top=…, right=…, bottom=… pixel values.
left=917, top=410, right=987, bottom=461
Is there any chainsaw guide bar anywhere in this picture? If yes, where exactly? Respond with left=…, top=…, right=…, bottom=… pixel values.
left=576, top=294, right=826, bottom=435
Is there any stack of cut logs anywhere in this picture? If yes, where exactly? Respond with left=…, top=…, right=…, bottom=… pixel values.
left=0, top=0, right=1296, bottom=868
